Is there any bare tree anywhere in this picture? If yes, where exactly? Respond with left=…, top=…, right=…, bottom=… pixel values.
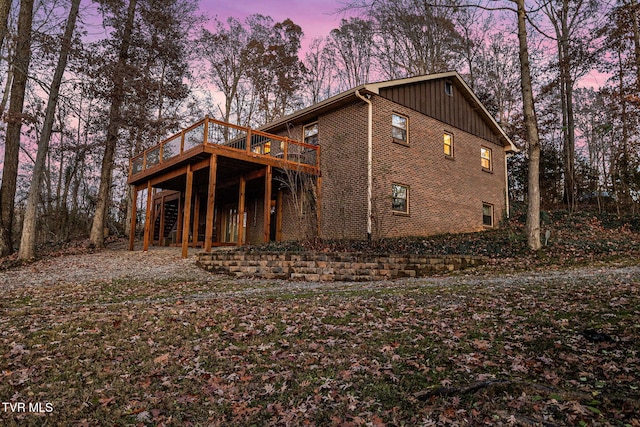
left=326, top=17, right=375, bottom=90
left=541, top=0, right=600, bottom=211
left=201, top=17, right=251, bottom=125
left=18, top=0, right=80, bottom=260
left=369, top=0, right=465, bottom=78
left=275, top=168, right=318, bottom=241
left=302, top=38, right=334, bottom=104
left=514, top=0, right=542, bottom=249
left=89, top=0, right=137, bottom=248
left=0, top=0, right=12, bottom=68
left=0, top=0, right=34, bottom=256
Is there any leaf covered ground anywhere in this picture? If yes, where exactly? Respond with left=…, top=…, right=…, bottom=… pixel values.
left=251, top=209, right=640, bottom=271
left=1, top=210, right=640, bottom=426
left=1, top=257, right=639, bottom=426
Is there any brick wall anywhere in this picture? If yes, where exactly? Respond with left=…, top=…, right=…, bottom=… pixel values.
left=277, top=103, right=370, bottom=240
left=369, top=96, right=507, bottom=238
left=271, top=93, right=508, bottom=241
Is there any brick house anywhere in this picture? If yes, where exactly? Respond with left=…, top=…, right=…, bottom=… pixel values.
left=127, top=71, right=517, bottom=257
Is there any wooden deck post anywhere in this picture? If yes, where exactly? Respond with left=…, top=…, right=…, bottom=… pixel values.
left=143, top=181, right=153, bottom=251
left=316, top=175, right=322, bottom=238
left=192, top=192, right=200, bottom=248
left=237, top=174, right=246, bottom=246
left=128, top=186, right=138, bottom=251
left=276, top=189, right=283, bottom=241
left=176, top=193, right=183, bottom=244
left=204, top=155, right=217, bottom=252
left=263, top=165, right=272, bottom=243
left=181, top=164, right=193, bottom=258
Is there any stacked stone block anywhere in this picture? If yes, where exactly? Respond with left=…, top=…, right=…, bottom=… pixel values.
left=196, top=250, right=486, bottom=281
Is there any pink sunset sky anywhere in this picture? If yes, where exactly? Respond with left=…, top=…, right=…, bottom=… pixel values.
left=199, top=0, right=350, bottom=46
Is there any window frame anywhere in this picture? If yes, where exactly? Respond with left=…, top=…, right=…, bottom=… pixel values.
left=444, top=131, right=454, bottom=158
left=392, top=113, right=409, bottom=145
left=482, top=202, right=494, bottom=227
left=481, top=146, right=492, bottom=171
left=303, top=122, right=318, bottom=145
left=391, top=183, right=410, bottom=215
left=445, top=80, right=453, bottom=96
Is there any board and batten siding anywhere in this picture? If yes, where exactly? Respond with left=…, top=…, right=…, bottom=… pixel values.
left=378, top=79, right=501, bottom=146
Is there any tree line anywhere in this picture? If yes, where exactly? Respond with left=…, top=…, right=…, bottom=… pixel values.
left=0, top=0, right=638, bottom=259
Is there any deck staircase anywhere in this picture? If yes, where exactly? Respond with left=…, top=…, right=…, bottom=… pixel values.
left=153, top=202, right=179, bottom=242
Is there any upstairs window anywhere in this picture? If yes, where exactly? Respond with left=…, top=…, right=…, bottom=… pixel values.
left=444, top=132, right=453, bottom=157
left=303, top=122, right=318, bottom=145
left=483, top=203, right=494, bottom=227
left=392, top=113, right=408, bottom=144
left=392, top=183, right=409, bottom=214
left=445, top=81, right=453, bottom=96
left=481, top=147, right=492, bottom=171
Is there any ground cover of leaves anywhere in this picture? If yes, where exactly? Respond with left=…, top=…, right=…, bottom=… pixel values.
left=250, top=209, right=640, bottom=271
left=1, top=244, right=639, bottom=426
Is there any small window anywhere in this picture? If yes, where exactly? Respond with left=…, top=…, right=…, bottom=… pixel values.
left=444, top=132, right=453, bottom=157
left=392, top=113, right=408, bottom=144
left=482, top=203, right=494, bottom=227
left=392, top=183, right=409, bottom=214
left=481, top=147, right=492, bottom=170
left=303, top=122, right=318, bottom=145
left=445, top=81, right=453, bottom=96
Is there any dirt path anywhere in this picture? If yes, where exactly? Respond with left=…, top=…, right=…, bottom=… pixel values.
left=0, top=242, right=216, bottom=290
left=1, top=241, right=639, bottom=296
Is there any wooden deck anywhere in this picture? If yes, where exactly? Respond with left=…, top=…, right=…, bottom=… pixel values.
left=128, top=116, right=320, bottom=187
left=127, top=116, right=322, bottom=258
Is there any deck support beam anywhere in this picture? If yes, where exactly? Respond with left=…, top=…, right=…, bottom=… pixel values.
left=192, top=192, right=200, bottom=247
left=128, top=186, right=138, bottom=251
left=143, top=181, right=153, bottom=251
left=237, top=174, right=246, bottom=246
left=276, top=189, right=283, bottom=241
left=316, top=175, right=322, bottom=238
left=263, top=165, right=272, bottom=243
left=204, top=154, right=217, bottom=252
left=181, top=164, right=193, bottom=258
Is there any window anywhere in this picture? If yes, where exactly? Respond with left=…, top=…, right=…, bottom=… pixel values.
left=303, top=122, right=318, bottom=145
left=445, top=81, right=453, bottom=96
left=392, top=113, right=408, bottom=144
left=482, top=203, right=494, bottom=227
left=392, top=183, right=409, bottom=214
left=481, top=147, right=492, bottom=170
left=444, top=132, right=453, bottom=157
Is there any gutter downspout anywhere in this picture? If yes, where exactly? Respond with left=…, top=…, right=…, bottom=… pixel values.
left=355, top=89, right=373, bottom=241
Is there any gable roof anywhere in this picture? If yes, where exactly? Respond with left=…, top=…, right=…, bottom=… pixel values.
left=263, top=71, right=518, bottom=153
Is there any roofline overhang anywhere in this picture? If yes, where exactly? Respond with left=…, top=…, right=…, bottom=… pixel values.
left=261, top=71, right=518, bottom=153
left=362, top=71, right=519, bottom=153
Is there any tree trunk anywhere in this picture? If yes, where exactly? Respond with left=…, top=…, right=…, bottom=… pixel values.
left=629, top=0, right=640, bottom=89
left=89, top=0, right=137, bottom=248
left=0, top=57, right=13, bottom=117
left=18, top=0, right=80, bottom=260
left=516, top=0, right=542, bottom=251
left=0, top=0, right=12, bottom=65
left=0, top=0, right=34, bottom=256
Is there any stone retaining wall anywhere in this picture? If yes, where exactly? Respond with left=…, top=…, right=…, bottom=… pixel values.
left=196, top=250, right=486, bottom=281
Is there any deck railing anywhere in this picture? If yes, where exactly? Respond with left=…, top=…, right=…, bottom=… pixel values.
left=129, top=116, right=320, bottom=178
